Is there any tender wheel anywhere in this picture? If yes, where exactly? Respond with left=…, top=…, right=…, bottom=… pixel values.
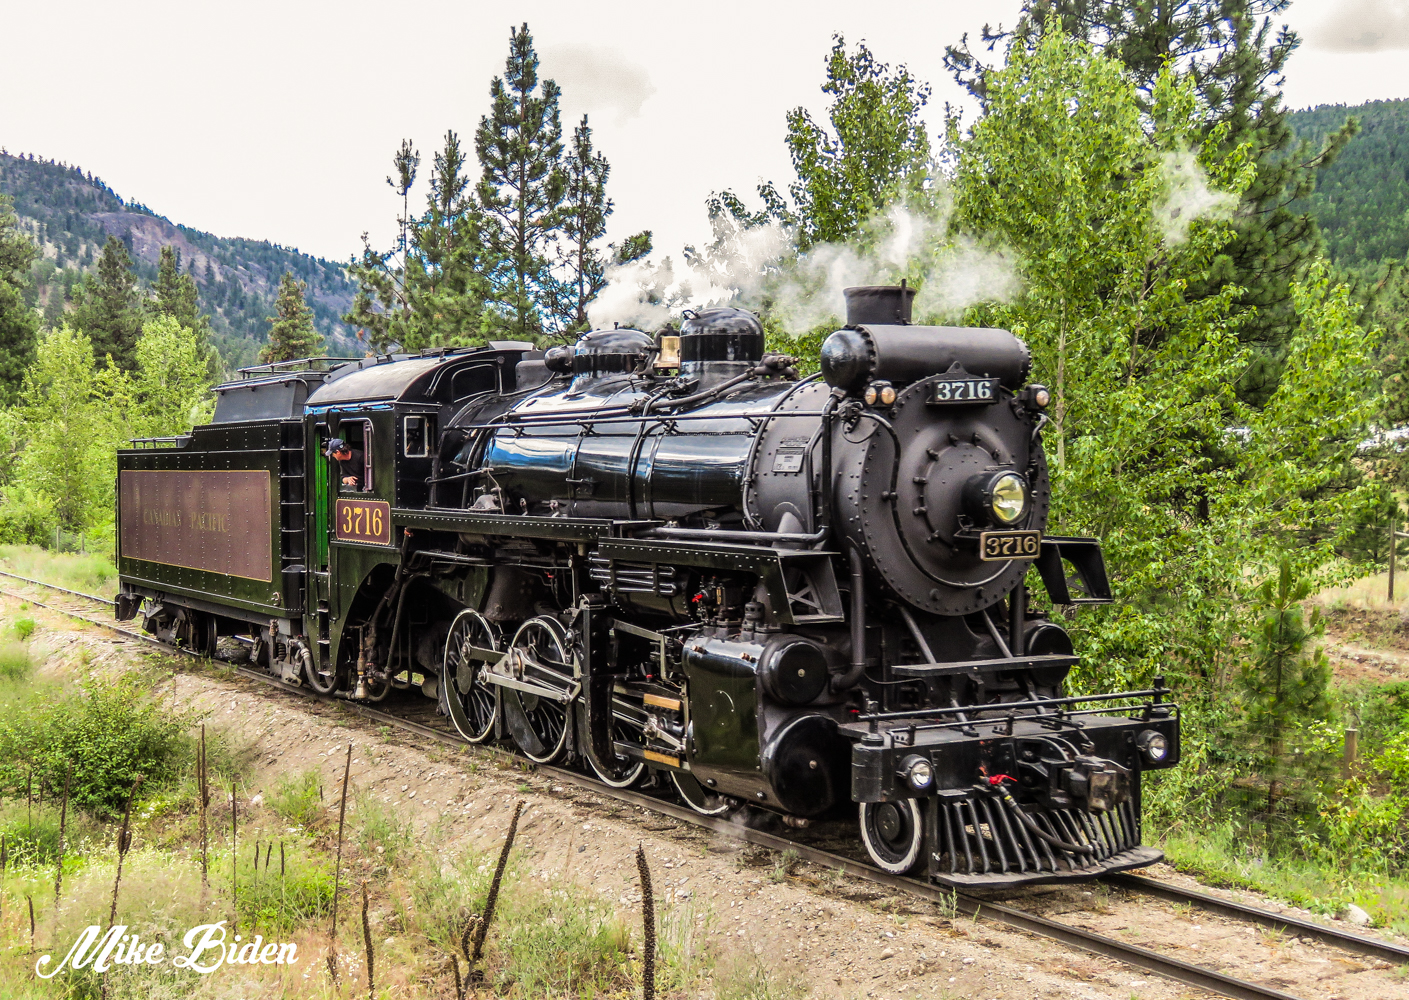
left=586, top=702, right=647, bottom=788
left=671, top=771, right=734, bottom=817
left=501, top=617, right=572, bottom=764
left=443, top=609, right=501, bottom=743
left=859, top=800, right=925, bottom=874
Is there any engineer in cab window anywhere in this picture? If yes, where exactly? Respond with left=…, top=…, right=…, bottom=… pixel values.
left=327, top=437, right=365, bottom=490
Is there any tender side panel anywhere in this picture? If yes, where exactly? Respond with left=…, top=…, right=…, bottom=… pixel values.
left=117, top=421, right=287, bottom=619
left=119, top=470, right=272, bottom=580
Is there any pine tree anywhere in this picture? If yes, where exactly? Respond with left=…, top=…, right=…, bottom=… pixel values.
left=152, top=245, right=207, bottom=332
left=476, top=22, right=566, bottom=339
left=347, top=132, right=492, bottom=352
left=556, top=115, right=612, bottom=333
left=259, top=272, right=323, bottom=363
left=944, top=2, right=1358, bottom=398
left=72, top=235, right=143, bottom=369
left=0, top=194, right=40, bottom=404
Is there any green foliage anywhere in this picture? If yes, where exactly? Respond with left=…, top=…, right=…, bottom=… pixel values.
left=950, top=31, right=1378, bottom=690
left=268, top=768, right=323, bottom=828
left=0, top=194, right=39, bottom=405
left=234, top=844, right=335, bottom=932
left=258, top=271, right=323, bottom=363
left=945, top=1, right=1360, bottom=392
left=0, top=641, right=29, bottom=680
left=354, top=790, right=415, bottom=867
left=711, top=35, right=931, bottom=253
left=476, top=23, right=566, bottom=340
left=346, top=132, right=495, bottom=352
left=1236, top=561, right=1333, bottom=815
left=8, top=619, right=34, bottom=642
left=557, top=115, right=612, bottom=332
left=12, top=325, right=123, bottom=529
left=71, top=236, right=143, bottom=370
left=0, top=673, right=195, bottom=817
left=1289, top=99, right=1409, bottom=268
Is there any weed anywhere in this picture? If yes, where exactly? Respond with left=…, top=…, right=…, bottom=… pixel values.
left=713, top=948, right=809, bottom=1000
left=355, top=791, right=416, bottom=867
left=235, top=843, right=336, bottom=932
left=769, top=848, right=800, bottom=883
left=0, top=642, right=29, bottom=681
left=10, top=618, right=34, bottom=642
left=268, top=769, right=322, bottom=828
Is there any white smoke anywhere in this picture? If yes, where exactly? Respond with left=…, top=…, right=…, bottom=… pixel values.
left=1153, top=150, right=1239, bottom=245
left=587, top=196, right=1022, bottom=336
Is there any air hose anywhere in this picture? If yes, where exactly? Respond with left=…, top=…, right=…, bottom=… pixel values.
left=989, top=780, right=1095, bottom=855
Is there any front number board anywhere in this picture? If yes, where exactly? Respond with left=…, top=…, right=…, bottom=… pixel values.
left=931, top=377, right=999, bottom=404
left=979, top=530, right=1041, bottom=562
left=335, top=498, right=392, bottom=546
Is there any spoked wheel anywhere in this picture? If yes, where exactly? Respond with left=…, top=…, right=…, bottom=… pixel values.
left=586, top=701, right=648, bottom=789
left=501, top=617, right=573, bottom=764
left=859, top=799, right=925, bottom=874
left=443, top=609, right=501, bottom=743
left=671, top=771, right=734, bottom=817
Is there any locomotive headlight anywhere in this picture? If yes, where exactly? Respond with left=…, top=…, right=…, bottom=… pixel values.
left=863, top=381, right=896, bottom=407
left=1137, top=729, right=1169, bottom=764
left=990, top=473, right=1028, bottom=525
left=900, top=754, right=934, bottom=791
left=1034, top=387, right=1051, bottom=408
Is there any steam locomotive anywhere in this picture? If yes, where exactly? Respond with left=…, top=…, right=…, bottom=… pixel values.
left=115, top=285, right=1179, bottom=886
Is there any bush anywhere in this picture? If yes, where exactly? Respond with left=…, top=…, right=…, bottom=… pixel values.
left=0, top=485, right=57, bottom=546
left=0, top=641, right=28, bottom=680
left=0, top=674, right=195, bottom=818
left=9, top=618, right=33, bottom=642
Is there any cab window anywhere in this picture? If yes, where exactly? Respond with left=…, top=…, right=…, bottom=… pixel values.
left=336, top=420, right=374, bottom=492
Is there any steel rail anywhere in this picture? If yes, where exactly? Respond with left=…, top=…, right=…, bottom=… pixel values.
left=0, top=569, right=113, bottom=606
left=1103, top=872, right=1409, bottom=966
left=2, top=577, right=1400, bottom=1000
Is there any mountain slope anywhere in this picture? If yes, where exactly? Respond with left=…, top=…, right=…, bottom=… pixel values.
left=0, top=151, right=359, bottom=367
left=1288, top=99, right=1409, bottom=269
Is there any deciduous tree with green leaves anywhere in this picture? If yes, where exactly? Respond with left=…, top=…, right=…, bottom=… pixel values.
left=945, top=1, right=1359, bottom=400
left=951, top=29, right=1379, bottom=691
left=714, top=35, right=933, bottom=251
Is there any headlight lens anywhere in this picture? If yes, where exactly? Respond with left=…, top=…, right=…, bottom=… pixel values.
left=1137, top=730, right=1169, bottom=763
left=902, top=756, right=934, bottom=791
left=990, top=473, right=1028, bottom=524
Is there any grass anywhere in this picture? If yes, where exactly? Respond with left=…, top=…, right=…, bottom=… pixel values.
left=0, top=542, right=118, bottom=597
left=268, top=769, right=323, bottom=829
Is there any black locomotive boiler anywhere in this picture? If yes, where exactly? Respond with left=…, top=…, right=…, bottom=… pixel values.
left=115, top=284, right=1180, bottom=886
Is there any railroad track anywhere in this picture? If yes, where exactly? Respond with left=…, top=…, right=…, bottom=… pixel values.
left=3, top=570, right=1405, bottom=1000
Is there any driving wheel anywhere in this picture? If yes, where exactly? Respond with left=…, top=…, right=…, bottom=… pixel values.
left=671, top=771, right=734, bottom=817
left=859, top=799, right=925, bottom=874
left=586, top=698, right=648, bottom=788
left=443, top=609, right=501, bottom=743
left=501, top=617, right=573, bottom=764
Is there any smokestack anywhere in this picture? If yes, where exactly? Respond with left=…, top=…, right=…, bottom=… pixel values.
left=843, top=281, right=916, bottom=327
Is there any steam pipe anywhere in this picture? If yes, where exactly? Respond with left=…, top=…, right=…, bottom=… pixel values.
left=832, top=543, right=868, bottom=693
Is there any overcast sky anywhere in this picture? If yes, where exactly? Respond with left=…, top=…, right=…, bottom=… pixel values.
left=2, top=0, right=1406, bottom=266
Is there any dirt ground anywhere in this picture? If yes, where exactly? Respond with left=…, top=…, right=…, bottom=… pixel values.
left=13, top=592, right=1409, bottom=1000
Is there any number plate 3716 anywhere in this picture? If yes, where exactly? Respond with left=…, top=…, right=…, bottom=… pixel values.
left=979, top=530, right=1041, bottom=561
left=335, top=498, right=392, bottom=546
left=931, top=378, right=998, bottom=404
